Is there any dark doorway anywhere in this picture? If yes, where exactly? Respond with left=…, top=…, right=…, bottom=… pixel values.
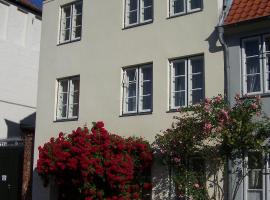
left=0, top=147, right=23, bottom=200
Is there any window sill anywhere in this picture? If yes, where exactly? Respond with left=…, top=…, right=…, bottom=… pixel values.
left=166, top=109, right=180, bottom=113
left=54, top=118, right=78, bottom=123
left=57, top=38, right=81, bottom=46
left=119, top=111, right=152, bottom=117
left=167, top=9, right=203, bottom=20
left=122, top=20, right=153, bottom=30
left=241, top=93, right=270, bottom=99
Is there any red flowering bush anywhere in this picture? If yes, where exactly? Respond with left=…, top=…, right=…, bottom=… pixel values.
left=37, top=122, right=153, bottom=200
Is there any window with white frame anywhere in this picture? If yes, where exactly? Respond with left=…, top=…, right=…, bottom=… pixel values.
left=242, top=35, right=270, bottom=95
left=124, top=0, right=153, bottom=27
left=122, top=64, right=152, bottom=114
left=56, top=76, right=80, bottom=120
left=59, top=1, right=82, bottom=44
left=169, top=0, right=202, bottom=17
left=245, top=152, right=270, bottom=200
left=169, top=56, right=204, bottom=109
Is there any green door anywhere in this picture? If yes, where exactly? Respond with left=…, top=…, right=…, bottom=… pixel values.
left=0, top=147, right=23, bottom=200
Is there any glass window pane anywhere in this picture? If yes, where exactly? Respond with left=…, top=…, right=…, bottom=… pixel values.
left=265, top=37, right=270, bottom=52
left=192, top=74, right=203, bottom=89
left=62, top=29, right=70, bottom=41
left=75, top=15, right=82, bottom=26
left=175, top=91, right=185, bottom=107
left=74, top=26, right=81, bottom=38
left=63, top=6, right=71, bottom=18
left=173, top=0, right=185, bottom=14
left=245, top=39, right=260, bottom=56
left=175, top=77, right=185, bottom=91
left=73, top=92, right=79, bottom=104
left=128, top=83, right=137, bottom=97
left=72, top=104, right=79, bottom=117
left=247, top=75, right=261, bottom=93
left=74, top=3, right=82, bottom=15
left=142, top=95, right=151, bottom=110
left=174, top=61, right=185, bottom=76
left=143, top=81, right=151, bottom=95
left=192, top=89, right=203, bottom=104
left=142, top=67, right=152, bottom=81
left=191, top=58, right=203, bottom=73
left=72, top=79, right=79, bottom=91
left=247, top=191, right=262, bottom=200
left=248, top=152, right=263, bottom=169
left=143, top=7, right=152, bottom=21
left=248, top=171, right=262, bottom=189
left=129, top=11, right=138, bottom=24
left=128, top=97, right=136, bottom=112
left=63, top=17, right=71, bottom=29
left=246, top=57, right=260, bottom=74
left=126, top=69, right=137, bottom=82
left=60, top=105, right=67, bottom=118
left=190, top=0, right=202, bottom=10
left=129, top=0, right=138, bottom=10
left=59, top=81, right=68, bottom=92
left=143, top=0, right=152, bottom=7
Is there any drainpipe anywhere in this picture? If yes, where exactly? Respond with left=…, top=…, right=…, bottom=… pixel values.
left=217, top=25, right=230, bottom=105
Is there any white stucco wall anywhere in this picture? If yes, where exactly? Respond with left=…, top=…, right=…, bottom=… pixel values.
left=0, top=1, right=41, bottom=139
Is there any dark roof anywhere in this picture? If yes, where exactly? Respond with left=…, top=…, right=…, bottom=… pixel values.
left=224, top=0, right=270, bottom=25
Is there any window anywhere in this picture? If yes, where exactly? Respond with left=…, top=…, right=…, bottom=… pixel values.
left=122, top=64, right=152, bottom=114
left=59, top=1, right=82, bottom=44
left=169, top=0, right=202, bottom=17
left=56, top=76, right=80, bottom=120
left=242, top=35, right=270, bottom=95
left=124, top=0, right=153, bottom=27
left=245, top=152, right=270, bottom=200
left=169, top=56, right=204, bottom=109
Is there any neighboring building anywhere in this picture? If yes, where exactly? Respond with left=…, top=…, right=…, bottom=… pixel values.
left=33, top=0, right=225, bottom=199
left=220, top=0, right=270, bottom=200
left=0, top=0, right=42, bottom=199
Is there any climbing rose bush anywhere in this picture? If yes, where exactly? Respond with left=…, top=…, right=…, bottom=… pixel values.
left=37, top=122, right=153, bottom=200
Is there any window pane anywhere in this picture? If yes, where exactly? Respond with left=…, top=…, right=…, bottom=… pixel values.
left=62, top=6, right=71, bottom=18
left=192, top=74, right=203, bottom=89
left=60, top=105, right=67, bottom=118
left=143, top=81, right=151, bottom=95
left=74, top=3, right=82, bottom=15
left=59, top=80, right=68, bottom=92
left=126, top=69, right=137, bottom=82
left=175, top=91, right=185, bottom=107
left=248, top=171, right=262, bottom=189
left=75, top=15, right=82, bottom=26
left=245, top=39, right=260, bottom=56
left=192, top=89, right=203, bottom=104
left=248, top=152, right=263, bottom=169
left=129, top=0, right=138, bottom=10
left=247, top=191, right=262, bottom=200
left=74, top=26, right=81, bottom=38
left=142, top=95, right=151, bottom=110
left=142, top=67, right=152, bottom=80
left=265, top=37, right=270, bottom=52
left=246, top=57, right=260, bottom=74
left=247, top=75, right=261, bottom=93
left=173, top=0, right=185, bottom=14
left=128, top=83, right=137, bottom=97
left=143, top=0, right=152, bottom=7
left=73, top=92, right=79, bottom=104
left=72, top=104, right=79, bottom=117
left=266, top=55, right=270, bottom=90
left=190, top=0, right=202, bottom=10
left=191, top=58, right=203, bottom=73
left=175, top=77, right=185, bottom=91
left=174, top=61, right=185, bottom=76
left=128, top=97, right=136, bottom=112
left=63, top=17, right=71, bottom=29
left=142, top=7, right=152, bottom=21
left=62, top=29, right=70, bottom=41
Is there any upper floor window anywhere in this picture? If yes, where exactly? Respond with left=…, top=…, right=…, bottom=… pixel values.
left=169, top=56, right=204, bottom=110
left=169, top=0, right=202, bottom=17
left=122, top=64, right=152, bottom=115
left=56, top=76, right=80, bottom=120
left=124, top=0, right=153, bottom=27
left=242, top=35, right=270, bottom=95
left=59, top=1, right=82, bottom=44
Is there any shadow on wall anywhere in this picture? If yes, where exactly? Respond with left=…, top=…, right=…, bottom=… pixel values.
left=205, top=29, right=223, bottom=54
left=5, top=119, right=23, bottom=138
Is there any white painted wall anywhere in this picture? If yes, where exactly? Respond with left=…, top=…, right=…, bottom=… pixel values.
left=0, top=1, right=41, bottom=139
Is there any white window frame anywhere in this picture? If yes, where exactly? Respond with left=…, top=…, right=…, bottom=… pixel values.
left=169, top=0, right=202, bottom=17
left=124, top=0, right=153, bottom=27
left=59, top=1, right=82, bottom=44
left=56, top=76, right=80, bottom=120
left=122, top=64, right=153, bottom=115
left=244, top=152, right=270, bottom=200
left=169, top=56, right=204, bottom=110
left=242, top=35, right=270, bottom=95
